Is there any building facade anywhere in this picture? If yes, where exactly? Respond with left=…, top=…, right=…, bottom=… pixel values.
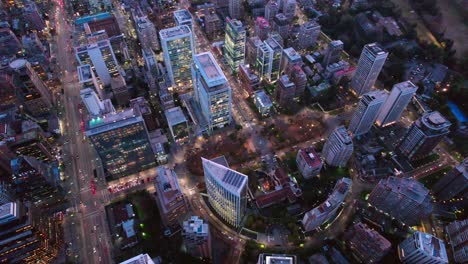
left=322, top=126, right=353, bottom=167
left=346, top=222, right=391, bottom=263
left=351, top=43, right=388, bottom=96
left=275, top=74, right=296, bottom=107
left=432, top=158, right=468, bottom=201
left=224, top=18, right=246, bottom=73
left=398, top=111, right=451, bottom=160
left=202, top=156, right=248, bottom=228
left=349, top=90, right=388, bottom=137
left=297, top=21, right=320, bottom=50
left=376, top=81, right=417, bottom=127
left=398, top=232, right=448, bottom=264
left=445, top=219, right=468, bottom=264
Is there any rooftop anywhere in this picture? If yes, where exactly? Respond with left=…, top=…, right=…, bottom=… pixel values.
left=85, top=108, right=143, bottom=135
left=119, top=254, right=156, bottom=264
left=75, top=12, right=112, bottom=25
left=77, top=64, right=93, bottom=82
left=381, top=177, right=429, bottom=203
left=283, top=47, right=301, bottom=61
left=421, top=111, right=451, bottom=130
left=365, top=42, right=387, bottom=56
left=254, top=90, right=273, bottom=108
left=258, top=253, right=297, bottom=264
left=298, top=147, right=322, bottom=168
left=202, top=157, right=248, bottom=194
left=159, top=25, right=191, bottom=39
left=0, top=202, right=18, bottom=224
left=183, top=216, right=209, bottom=235
left=414, top=232, right=448, bottom=262
left=194, top=52, right=227, bottom=87
left=174, top=9, right=192, bottom=23
left=335, top=126, right=352, bottom=144
left=165, top=107, right=187, bottom=126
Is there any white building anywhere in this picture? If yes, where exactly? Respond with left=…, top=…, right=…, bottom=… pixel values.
left=351, top=43, right=388, bottom=96
left=160, top=25, right=195, bottom=91
left=192, top=52, right=232, bottom=132
left=398, top=232, right=448, bottom=264
left=322, top=126, right=353, bottom=167
left=182, top=216, right=212, bottom=258
left=349, top=90, right=388, bottom=137
left=202, top=156, right=248, bottom=228
left=257, top=253, right=297, bottom=264
left=297, top=21, right=320, bottom=50
left=376, top=81, right=417, bottom=127
left=174, top=9, right=193, bottom=33
left=119, top=254, right=158, bottom=264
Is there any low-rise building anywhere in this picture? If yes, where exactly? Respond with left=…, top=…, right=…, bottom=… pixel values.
left=239, top=64, right=261, bottom=95
left=275, top=74, right=296, bottom=107
left=254, top=90, right=273, bottom=116
left=255, top=168, right=302, bottom=208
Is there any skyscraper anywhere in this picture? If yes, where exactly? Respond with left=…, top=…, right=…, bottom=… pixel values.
left=297, top=21, right=320, bottom=50
left=75, top=31, right=123, bottom=87
left=182, top=216, right=212, bottom=259
left=432, top=158, right=468, bottom=201
left=202, top=156, right=248, bottom=228
left=445, top=220, right=468, bottom=264
left=272, top=13, right=290, bottom=40
left=256, top=37, right=283, bottom=82
left=224, top=18, right=246, bottom=73
left=376, top=81, right=417, bottom=127
left=323, top=40, right=344, bottom=68
left=351, top=43, right=388, bottom=96
left=192, top=52, right=232, bottom=132
left=349, top=90, right=388, bottom=137
left=398, top=111, right=451, bottom=160
left=174, top=9, right=193, bottom=33
left=86, top=109, right=156, bottom=181
left=368, top=177, right=433, bottom=225
left=254, top=17, right=271, bottom=41
left=322, top=126, right=353, bottom=167
left=160, top=25, right=195, bottom=91
left=135, top=15, right=160, bottom=51
left=229, top=0, right=241, bottom=19
left=398, top=232, right=448, bottom=264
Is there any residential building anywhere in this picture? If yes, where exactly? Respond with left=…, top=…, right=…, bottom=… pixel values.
left=302, top=178, right=352, bottom=232
left=369, top=177, right=433, bottom=225
left=9, top=59, right=52, bottom=117
left=275, top=74, right=296, bottom=107
left=282, top=0, right=296, bottom=20
left=254, top=17, right=271, bottom=41
left=288, top=65, right=307, bottom=98
left=165, top=107, right=189, bottom=144
left=398, top=111, right=451, bottom=160
left=254, top=90, right=273, bottom=116
left=296, top=147, right=322, bottom=179
left=273, top=13, right=290, bottom=40
left=192, top=52, right=232, bottom=132
left=257, top=253, right=297, bottom=264
left=154, top=166, right=188, bottom=227
left=135, top=15, right=160, bottom=51
left=351, top=43, right=388, bottom=96
left=86, top=109, right=155, bottom=181
left=349, top=90, right=388, bottom=137
left=323, top=40, right=344, bottom=68
left=346, top=222, right=391, bottom=263
left=202, top=156, right=248, bottom=227
left=322, top=126, right=353, bottom=167
left=250, top=0, right=266, bottom=18
left=281, top=47, right=303, bottom=73
left=324, top=60, right=350, bottom=79
left=265, top=1, right=279, bottom=23
left=398, top=232, right=448, bottom=264
left=256, top=37, right=283, bottom=82
left=75, top=30, right=123, bottom=87
left=297, top=21, right=320, bottom=50
left=229, top=0, right=241, bottom=19
left=432, top=158, right=468, bottom=201
left=376, top=81, right=417, bottom=127
left=239, top=64, right=260, bottom=95
left=174, top=9, right=193, bottom=33
left=182, top=216, right=212, bottom=259
left=255, top=168, right=303, bottom=208
left=445, top=220, right=468, bottom=264
left=160, top=25, right=195, bottom=91
left=224, top=18, right=246, bottom=73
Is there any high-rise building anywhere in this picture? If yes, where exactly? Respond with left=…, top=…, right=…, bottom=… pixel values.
left=110, top=75, right=129, bottom=106
left=224, top=18, right=246, bottom=73
left=160, top=25, right=195, bottom=91
left=192, top=52, right=232, bottom=132
left=256, top=37, right=283, bottom=82
left=80, top=88, right=115, bottom=118
left=75, top=31, right=123, bottom=87
left=174, top=9, right=193, bottom=33
left=322, top=126, right=353, bottom=167
left=351, top=43, right=388, bottom=96
left=7, top=128, right=55, bottom=163
left=398, top=232, right=448, bottom=264
left=288, top=65, right=307, bottom=98
left=154, top=166, right=188, bottom=227
left=297, top=21, right=320, bottom=50
left=246, top=36, right=263, bottom=66
left=265, top=1, right=279, bottom=23
left=22, top=2, right=46, bottom=31
left=257, top=253, right=297, bottom=264
left=9, top=59, right=52, bottom=117
left=77, top=64, right=102, bottom=97
left=323, top=40, right=344, bottom=68
left=398, top=111, right=451, bottom=160
left=86, top=109, right=156, bottom=181
left=135, top=15, right=160, bottom=51
left=165, top=107, right=189, bottom=144
left=202, top=156, right=248, bottom=227
left=432, top=158, right=468, bottom=201
left=368, top=177, right=432, bottom=225
left=445, top=220, right=468, bottom=264
left=275, top=74, right=295, bottom=107
left=130, top=97, right=158, bottom=131
left=272, top=13, right=290, bottom=40
left=345, top=222, right=391, bottom=263
left=254, top=17, right=271, bottom=41
left=349, top=90, right=388, bottom=137
left=229, top=0, right=241, bottom=19
left=204, top=13, right=222, bottom=39
left=239, top=64, right=260, bottom=95
left=182, top=216, right=212, bottom=259
left=0, top=28, right=21, bottom=56
left=281, top=0, right=296, bottom=20
left=376, top=81, right=417, bottom=127
left=296, top=147, right=322, bottom=179
left=281, top=47, right=302, bottom=73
